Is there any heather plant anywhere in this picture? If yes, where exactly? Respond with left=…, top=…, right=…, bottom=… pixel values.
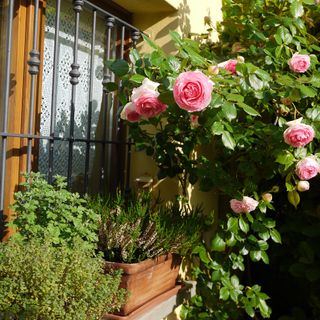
left=106, top=0, right=320, bottom=318
left=89, top=191, right=206, bottom=263
left=0, top=237, right=126, bottom=320
left=8, top=172, right=99, bottom=246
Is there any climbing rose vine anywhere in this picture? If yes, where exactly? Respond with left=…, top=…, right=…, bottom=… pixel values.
left=106, top=0, right=320, bottom=318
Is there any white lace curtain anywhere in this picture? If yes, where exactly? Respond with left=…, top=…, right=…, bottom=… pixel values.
left=39, top=0, right=107, bottom=190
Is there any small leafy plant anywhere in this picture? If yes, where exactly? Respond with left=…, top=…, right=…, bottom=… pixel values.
left=8, top=172, right=99, bottom=246
left=0, top=237, right=126, bottom=320
left=89, top=191, right=207, bottom=263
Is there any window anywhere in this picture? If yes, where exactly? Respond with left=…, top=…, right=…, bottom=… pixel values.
left=0, top=0, right=140, bottom=237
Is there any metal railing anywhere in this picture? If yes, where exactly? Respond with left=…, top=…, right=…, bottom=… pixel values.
left=0, top=0, right=140, bottom=225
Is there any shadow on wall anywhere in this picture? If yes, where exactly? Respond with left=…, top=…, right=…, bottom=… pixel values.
left=154, top=0, right=191, bottom=53
left=178, top=0, right=191, bottom=37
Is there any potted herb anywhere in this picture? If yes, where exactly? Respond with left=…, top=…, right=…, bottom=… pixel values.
left=89, top=191, right=206, bottom=317
left=4, top=173, right=127, bottom=319
left=0, top=236, right=126, bottom=320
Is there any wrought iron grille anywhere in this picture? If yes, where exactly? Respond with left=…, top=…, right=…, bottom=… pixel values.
left=0, top=0, right=140, bottom=231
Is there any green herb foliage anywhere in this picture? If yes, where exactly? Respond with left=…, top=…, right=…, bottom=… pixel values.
left=8, top=172, right=99, bottom=246
left=0, top=237, right=126, bottom=320
left=90, top=192, right=206, bottom=263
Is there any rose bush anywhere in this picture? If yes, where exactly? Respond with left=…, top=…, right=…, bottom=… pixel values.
left=106, top=0, right=320, bottom=318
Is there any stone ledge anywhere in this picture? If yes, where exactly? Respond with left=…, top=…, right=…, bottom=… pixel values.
left=104, top=281, right=196, bottom=320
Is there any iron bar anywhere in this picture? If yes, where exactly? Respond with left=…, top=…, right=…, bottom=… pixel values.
left=0, top=132, right=132, bottom=145
left=0, top=0, right=14, bottom=221
left=100, top=16, right=114, bottom=193
left=125, top=30, right=140, bottom=192
left=27, top=0, right=41, bottom=173
left=84, top=9, right=96, bottom=194
left=48, top=0, right=61, bottom=184
left=120, top=25, right=125, bottom=59
left=68, top=0, right=83, bottom=190
left=106, top=24, right=117, bottom=191
left=117, top=25, right=126, bottom=189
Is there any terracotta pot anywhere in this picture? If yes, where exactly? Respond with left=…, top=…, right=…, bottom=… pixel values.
left=105, top=254, right=181, bottom=316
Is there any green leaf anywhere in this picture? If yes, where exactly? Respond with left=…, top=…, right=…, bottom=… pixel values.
left=288, top=190, right=300, bottom=208
left=298, top=85, right=317, bottom=98
left=276, top=74, right=294, bottom=86
left=276, top=151, right=295, bottom=166
left=141, top=33, right=161, bottom=50
left=270, top=228, right=282, bottom=244
left=290, top=1, right=304, bottom=18
left=104, top=82, right=118, bottom=92
left=226, top=93, right=244, bottom=103
left=130, top=74, right=145, bottom=84
left=239, top=215, right=249, bottom=233
left=249, top=74, right=264, bottom=90
left=227, top=217, right=239, bottom=233
left=167, top=56, right=181, bottom=72
left=310, top=73, right=320, bottom=88
left=192, top=245, right=210, bottom=264
left=277, top=26, right=293, bottom=44
left=222, top=102, right=237, bottom=121
left=211, top=122, right=224, bottom=135
left=258, top=240, right=269, bottom=251
left=250, top=250, right=262, bottom=261
left=210, top=94, right=224, bottom=108
left=219, top=287, right=230, bottom=301
left=245, top=304, right=255, bottom=318
left=261, top=251, right=270, bottom=264
left=211, top=270, right=221, bottom=281
left=221, top=131, right=236, bottom=150
left=275, top=46, right=283, bottom=58
left=306, top=107, right=320, bottom=121
left=107, top=59, right=129, bottom=77
left=169, top=31, right=183, bottom=46
left=259, top=298, right=271, bottom=317
left=184, top=46, right=207, bottom=66
left=211, top=233, right=226, bottom=252
left=129, top=48, right=140, bottom=64
left=238, top=103, right=261, bottom=117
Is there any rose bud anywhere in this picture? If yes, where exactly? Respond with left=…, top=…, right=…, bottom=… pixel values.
left=297, top=181, right=310, bottom=192
left=262, top=193, right=273, bottom=203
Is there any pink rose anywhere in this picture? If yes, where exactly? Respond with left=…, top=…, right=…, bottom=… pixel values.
left=173, top=71, right=213, bottom=112
left=131, top=78, right=160, bottom=101
left=230, top=196, right=259, bottom=214
left=296, top=181, right=310, bottom=192
left=283, top=123, right=315, bottom=148
left=288, top=53, right=310, bottom=73
left=224, top=59, right=238, bottom=74
left=295, top=157, right=320, bottom=180
left=120, top=102, right=141, bottom=122
left=190, top=115, right=199, bottom=128
left=135, top=93, right=167, bottom=118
